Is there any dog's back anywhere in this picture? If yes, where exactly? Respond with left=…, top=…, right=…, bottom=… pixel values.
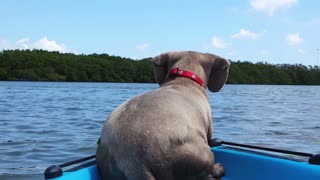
left=96, top=51, right=230, bottom=180
left=96, top=86, right=212, bottom=179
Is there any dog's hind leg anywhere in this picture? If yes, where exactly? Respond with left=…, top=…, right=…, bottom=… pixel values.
left=210, top=163, right=224, bottom=179
left=123, top=165, right=156, bottom=180
left=172, top=142, right=224, bottom=180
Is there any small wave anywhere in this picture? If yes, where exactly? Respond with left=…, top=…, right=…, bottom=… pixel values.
left=309, top=126, right=320, bottom=130
left=275, top=131, right=289, bottom=135
left=64, top=107, right=83, bottom=111
left=265, top=131, right=289, bottom=136
left=0, top=174, right=42, bottom=180
left=270, top=121, right=282, bottom=125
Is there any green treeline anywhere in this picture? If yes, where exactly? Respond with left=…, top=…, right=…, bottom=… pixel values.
left=228, top=61, right=320, bottom=85
left=0, top=49, right=319, bottom=85
left=0, top=49, right=154, bottom=83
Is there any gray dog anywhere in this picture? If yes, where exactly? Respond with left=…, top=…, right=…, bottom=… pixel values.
left=96, top=51, right=230, bottom=180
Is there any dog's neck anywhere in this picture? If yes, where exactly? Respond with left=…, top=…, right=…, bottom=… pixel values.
left=165, top=68, right=205, bottom=88
left=161, top=70, right=208, bottom=98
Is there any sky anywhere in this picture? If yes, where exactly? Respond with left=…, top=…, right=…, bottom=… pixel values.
left=1, top=0, right=320, bottom=65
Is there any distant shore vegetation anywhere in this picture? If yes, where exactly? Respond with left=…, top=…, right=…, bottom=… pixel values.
left=0, top=49, right=319, bottom=85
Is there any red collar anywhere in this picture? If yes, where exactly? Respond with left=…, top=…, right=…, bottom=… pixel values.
left=167, top=68, right=205, bottom=88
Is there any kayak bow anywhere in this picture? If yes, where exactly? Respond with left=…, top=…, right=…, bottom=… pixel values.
left=44, top=139, right=320, bottom=180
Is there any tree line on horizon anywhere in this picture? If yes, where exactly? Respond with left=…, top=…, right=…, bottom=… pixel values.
left=0, top=49, right=319, bottom=85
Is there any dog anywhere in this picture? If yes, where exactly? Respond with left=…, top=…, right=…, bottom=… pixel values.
left=96, top=51, right=230, bottom=180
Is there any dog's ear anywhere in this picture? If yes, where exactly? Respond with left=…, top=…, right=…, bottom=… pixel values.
left=207, top=57, right=230, bottom=92
left=153, top=53, right=169, bottom=85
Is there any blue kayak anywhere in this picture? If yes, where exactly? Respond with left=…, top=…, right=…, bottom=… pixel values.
left=44, top=139, right=320, bottom=180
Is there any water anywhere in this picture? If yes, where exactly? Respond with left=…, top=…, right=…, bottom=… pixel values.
left=0, top=82, right=320, bottom=179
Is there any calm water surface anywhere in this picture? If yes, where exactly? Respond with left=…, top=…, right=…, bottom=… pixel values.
left=0, top=82, right=320, bottom=179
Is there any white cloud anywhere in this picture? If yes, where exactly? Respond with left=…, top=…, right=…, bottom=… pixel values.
left=1, top=37, right=69, bottom=52
left=232, top=29, right=259, bottom=40
left=286, top=33, right=304, bottom=46
left=34, top=37, right=68, bottom=52
left=16, top=37, right=30, bottom=45
left=16, top=37, right=30, bottom=49
left=212, top=36, right=230, bottom=49
left=250, top=0, right=298, bottom=16
left=136, top=43, right=149, bottom=51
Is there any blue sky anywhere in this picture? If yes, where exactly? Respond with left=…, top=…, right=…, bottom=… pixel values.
left=1, top=0, right=320, bottom=65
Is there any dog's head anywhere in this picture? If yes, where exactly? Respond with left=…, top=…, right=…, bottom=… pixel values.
left=153, top=51, right=230, bottom=92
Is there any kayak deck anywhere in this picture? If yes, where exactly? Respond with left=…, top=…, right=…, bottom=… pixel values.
left=214, top=146, right=320, bottom=179
left=44, top=141, right=320, bottom=180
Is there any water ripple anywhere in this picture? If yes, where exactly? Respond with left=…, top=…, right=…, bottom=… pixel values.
left=0, top=82, right=320, bottom=179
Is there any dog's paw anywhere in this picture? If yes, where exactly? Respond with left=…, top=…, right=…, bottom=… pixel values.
left=209, top=163, right=224, bottom=179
